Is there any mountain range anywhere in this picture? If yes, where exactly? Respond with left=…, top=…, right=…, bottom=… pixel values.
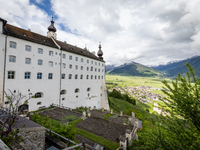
left=151, top=55, right=200, bottom=78
left=107, top=62, right=163, bottom=77
left=106, top=55, right=200, bottom=78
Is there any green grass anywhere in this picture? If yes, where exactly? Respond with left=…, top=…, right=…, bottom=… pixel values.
left=106, top=74, right=172, bottom=88
left=104, top=113, right=113, bottom=120
left=75, top=128, right=119, bottom=150
left=149, top=90, right=166, bottom=96
left=109, top=96, right=158, bottom=134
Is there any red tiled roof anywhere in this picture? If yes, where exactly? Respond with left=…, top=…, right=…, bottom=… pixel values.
left=3, top=24, right=104, bottom=62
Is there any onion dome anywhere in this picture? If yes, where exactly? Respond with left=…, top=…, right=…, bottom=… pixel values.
left=97, top=42, right=103, bottom=60
left=48, top=16, right=56, bottom=32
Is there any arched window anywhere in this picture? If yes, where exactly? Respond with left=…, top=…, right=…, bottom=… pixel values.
left=60, top=90, right=67, bottom=95
left=75, top=88, right=79, bottom=93
left=35, top=92, right=43, bottom=98
left=87, top=88, right=91, bottom=92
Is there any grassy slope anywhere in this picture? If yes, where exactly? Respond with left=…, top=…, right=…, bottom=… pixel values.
left=109, top=97, right=157, bottom=134
left=106, top=74, right=171, bottom=88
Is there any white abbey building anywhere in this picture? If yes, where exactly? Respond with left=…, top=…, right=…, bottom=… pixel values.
left=0, top=17, right=109, bottom=111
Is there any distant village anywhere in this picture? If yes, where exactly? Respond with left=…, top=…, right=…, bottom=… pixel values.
left=108, top=85, right=165, bottom=104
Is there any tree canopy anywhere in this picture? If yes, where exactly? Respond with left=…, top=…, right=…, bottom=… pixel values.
left=130, top=63, right=200, bottom=149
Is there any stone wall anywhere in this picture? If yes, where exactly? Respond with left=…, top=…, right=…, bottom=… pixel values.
left=19, top=127, right=45, bottom=150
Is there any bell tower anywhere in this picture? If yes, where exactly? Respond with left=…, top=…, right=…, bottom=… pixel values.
left=47, top=16, right=57, bottom=39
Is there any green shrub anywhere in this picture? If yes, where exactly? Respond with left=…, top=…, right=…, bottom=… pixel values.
left=108, top=89, right=123, bottom=99
left=146, top=109, right=149, bottom=112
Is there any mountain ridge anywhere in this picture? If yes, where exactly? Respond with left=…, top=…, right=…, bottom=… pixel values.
left=151, top=55, right=200, bottom=78
left=107, top=62, right=163, bottom=77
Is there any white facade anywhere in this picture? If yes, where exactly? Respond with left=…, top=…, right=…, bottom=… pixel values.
left=0, top=18, right=109, bottom=111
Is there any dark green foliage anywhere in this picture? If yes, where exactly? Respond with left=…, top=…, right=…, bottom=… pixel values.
left=123, top=94, right=136, bottom=105
left=146, top=109, right=149, bottom=112
left=108, top=89, right=136, bottom=105
left=108, top=89, right=123, bottom=99
left=31, top=113, right=76, bottom=141
left=130, top=63, right=200, bottom=149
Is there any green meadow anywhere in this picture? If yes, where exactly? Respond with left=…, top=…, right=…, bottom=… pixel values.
left=105, top=74, right=172, bottom=88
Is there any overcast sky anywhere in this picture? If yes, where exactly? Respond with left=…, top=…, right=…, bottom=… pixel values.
left=1, top=0, right=200, bottom=66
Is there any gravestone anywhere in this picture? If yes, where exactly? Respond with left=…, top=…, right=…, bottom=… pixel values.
left=120, top=111, right=123, bottom=116
left=110, top=109, right=113, bottom=114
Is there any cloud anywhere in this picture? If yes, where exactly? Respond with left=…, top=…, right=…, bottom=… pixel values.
left=0, top=0, right=200, bottom=66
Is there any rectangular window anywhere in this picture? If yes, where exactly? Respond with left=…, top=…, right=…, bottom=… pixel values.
left=80, top=75, right=83, bottom=79
left=81, top=66, right=83, bottom=70
left=75, top=57, right=78, bottom=61
left=102, top=69, right=104, bottom=72
left=76, top=65, right=78, bottom=69
left=25, top=58, right=31, bottom=64
left=99, top=63, right=100, bottom=66
left=98, top=75, right=100, bottom=79
left=8, top=71, right=15, bottom=79
left=38, top=60, right=43, bottom=65
left=63, top=54, right=66, bottom=59
left=10, top=41, right=16, bottom=48
left=87, top=67, right=89, bottom=71
left=75, top=74, right=78, bottom=79
left=48, top=73, right=53, bottom=79
left=81, top=58, right=83, bottom=62
left=25, top=45, right=31, bottom=52
left=95, top=75, right=97, bottom=79
left=91, top=61, right=93, bottom=64
left=102, top=64, right=104, bottom=67
left=87, top=60, right=89, bottom=63
left=49, top=61, right=53, bottom=67
left=62, top=74, right=65, bottom=79
left=69, top=64, right=72, bottom=69
left=55, top=52, right=57, bottom=55
left=69, top=55, right=72, bottom=60
left=62, top=63, right=66, bottom=68
left=95, top=68, right=97, bottom=72
left=25, top=72, right=31, bottom=79
left=37, top=73, right=42, bottom=79
left=91, top=75, right=93, bottom=79
left=102, top=76, right=103, bottom=79
left=98, top=69, right=100, bottom=72
left=91, top=67, right=93, bottom=71
left=86, top=75, right=89, bottom=79
left=38, top=48, right=43, bottom=54
left=9, top=56, right=16, bottom=62
left=69, top=74, right=72, bottom=79
left=49, top=51, right=53, bottom=56
left=95, top=62, right=97, bottom=65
